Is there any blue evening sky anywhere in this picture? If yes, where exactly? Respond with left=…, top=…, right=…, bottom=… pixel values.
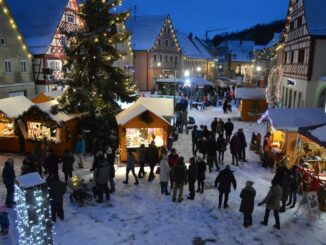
left=118, top=0, right=289, bottom=38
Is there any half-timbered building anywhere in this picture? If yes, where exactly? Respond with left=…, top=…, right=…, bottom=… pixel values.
left=6, top=0, right=81, bottom=93
left=0, top=0, right=34, bottom=99
left=281, top=0, right=326, bottom=109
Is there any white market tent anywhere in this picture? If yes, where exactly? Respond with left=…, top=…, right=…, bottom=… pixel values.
left=235, top=88, right=266, bottom=100
left=156, top=76, right=213, bottom=87
left=0, top=96, right=35, bottom=118
left=258, top=108, right=326, bottom=131
left=115, top=97, right=174, bottom=126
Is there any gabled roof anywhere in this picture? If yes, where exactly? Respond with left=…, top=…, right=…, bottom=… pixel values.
left=36, top=100, right=75, bottom=123
left=126, top=15, right=168, bottom=51
left=219, top=40, right=255, bottom=63
left=6, top=0, right=68, bottom=55
left=0, top=96, right=34, bottom=118
left=115, top=97, right=173, bottom=126
left=299, top=124, right=326, bottom=147
left=192, top=37, right=212, bottom=59
left=303, top=0, right=326, bottom=36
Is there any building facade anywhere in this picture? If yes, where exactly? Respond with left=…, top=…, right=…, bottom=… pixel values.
left=0, top=0, right=34, bottom=99
left=280, top=0, right=326, bottom=109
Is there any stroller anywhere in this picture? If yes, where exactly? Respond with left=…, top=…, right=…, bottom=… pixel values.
left=69, top=175, right=97, bottom=206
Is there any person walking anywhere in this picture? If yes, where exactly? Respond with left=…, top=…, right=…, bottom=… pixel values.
left=137, top=144, right=147, bottom=178
left=211, top=118, right=218, bottom=135
left=216, top=119, right=224, bottom=136
left=2, top=158, right=15, bottom=208
left=258, top=179, right=282, bottom=230
left=217, top=133, right=227, bottom=165
left=171, top=157, right=188, bottom=203
left=187, top=157, right=198, bottom=200
left=237, top=128, right=248, bottom=162
left=45, top=149, right=61, bottom=176
left=147, top=141, right=159, bottom=182
left=123, top=150, right=139, bottom=185
left=196, top=156, right=206, bottom=193
left=168, top=148, right=179, bottom=189
left=191, top=125, right=199, bottom=156
left=239, top=181, right=256, bottom=228
left=223, top=100, right=228, bottom=114
left=62, top=148, right=75, bottom=185
left=47, top=174, right=66, bottom=222
left=197, top=137, right=208, bottom=160
left=94, top=152, right=111, bottom=202
left=207, top=135, right=219, bottom=172
left=224, top=118, right=234, bottom=143
left=74, top=134, right=86, bottom=168
left=214, top=165, right=237, bottom=208
left=159, top=148, right=170, bottom=195
left=230, top=133, right=241, bottom=166
left=287, top=165, right=302, bottom=208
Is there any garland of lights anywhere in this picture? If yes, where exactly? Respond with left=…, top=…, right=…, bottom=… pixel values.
left=15, top=184, right=53, bottom=245
left=266, top=65, right=283, bottom=106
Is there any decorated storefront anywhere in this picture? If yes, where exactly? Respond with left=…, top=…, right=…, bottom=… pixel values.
left=258, top=108, right=326, bottom=168
left=116, top=98, right=173, bottom=162
left=20, top=101, right=79, bottom=155
left=0, top=96, right=34, bottom=152
left=236, top=88, right=268, bottom=121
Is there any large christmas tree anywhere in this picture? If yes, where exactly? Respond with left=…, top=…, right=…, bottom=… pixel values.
left=59, top=0, right=136, bottom=139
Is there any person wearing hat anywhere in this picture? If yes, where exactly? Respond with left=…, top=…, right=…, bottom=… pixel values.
left=2, top=158, right=16, bottom=208
left=239, top=181, right=256, bottom=228
left=214, top=165, right=237, bottom=208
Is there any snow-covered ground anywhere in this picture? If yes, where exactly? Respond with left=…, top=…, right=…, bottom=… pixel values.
left=1, top=106, right=325, bottom=245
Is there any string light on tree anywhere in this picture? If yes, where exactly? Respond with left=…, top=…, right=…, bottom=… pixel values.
left=266, top=65, right=283, bottom=107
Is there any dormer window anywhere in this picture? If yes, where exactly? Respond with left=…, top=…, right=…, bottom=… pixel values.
left=66, top=14, right=75, bottom=23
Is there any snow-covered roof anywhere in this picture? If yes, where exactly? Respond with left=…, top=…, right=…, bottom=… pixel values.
left=220, top=40, right=255, bottom=63
left=0, top=96, right=34, bottom=118
left=115, top=98, right=173, bottom=126
left=44, top=90, right=65, bottom=99
left=17, top=172, right=45, bottom=188
left=303, top=0, right=326, bottom=36
left=126, top=15, right=167, bottom=51
left=267, top=108, right=326, bottom=131
left=235, top=88, right=266, bottom=100
left=192, top=37, right=212, bottom=59
left=6, top=0, right=68, bottom=55
left=176, top=31, right=203, bottom=59
left=36, top=101, right=75, bottom=123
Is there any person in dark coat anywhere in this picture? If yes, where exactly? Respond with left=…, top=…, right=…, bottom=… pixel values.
left=279, top=168, right=291, bottom=213
left=171, top=157, right=188, bottom=203
left=207, top=136, right=219, bottom=172
left=202, top=125, right=210, bottom=139
left=106, top=146, right=116, bottom=193
left=123, top=150, right=139, bottom=185
left=196, top=157, right=206, bottom=193
left=258, top=179, right=282, bottom=230
left=240, top=181, right=256, bottom=228
left=168, top=148, right=179, bottom=189
left=45, top=149, right=61, bottom=176
left=211, top=118, right=218, bottom=135
left=216, top=133, right=227, bottom=165
left=32, top=142, right=44, bottom=176
left=137, top=144, right=147, bottom=178
left=191, top=125, right=199, bottom=156
left=47, top=174, right=66, bottom=222
left=287, top=165, right=302, bottom=208
left=94, top=152, right=111, bottom=202
left=214, top=165, right=237, bottom=208
left=62, top=148, right=75, bottom=185
left=217, top=119, right=224, bottom=135
left=237, top=128, right=247, bottom=162
left=2, top=158, right=15, bottom=208
left=197, top=137, right=208, bottom=159
left=223, top=100, right=228, bottom=114
left=224, top=119, right=234, bottom=142
left=21, top=155, right=37, bottom=176
left=187, top=157, right=198, bottom=200
left=230, top=133, right=241, bottom=166
left=147, top=141, right=159, bottom=181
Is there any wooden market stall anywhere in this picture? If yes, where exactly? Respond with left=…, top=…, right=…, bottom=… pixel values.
left=20, top=100, right=79, bottom=155
left=235, top=87, right=268, bottom=121
left=115, top=97, right=174, bottom=162
left=0, top=96, right=34, bottom=152
left=258, top=108, right=326, bottom=168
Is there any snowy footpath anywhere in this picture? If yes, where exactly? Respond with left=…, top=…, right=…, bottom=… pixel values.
left=1, top=107, right=325, bottom=245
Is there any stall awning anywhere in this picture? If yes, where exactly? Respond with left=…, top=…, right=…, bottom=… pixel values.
left=299, top=124, right=326, bottom=148
left=0, top=96, right=34, bottom=118
left=258, top=108, right=326, bottom=131
left=235, top=88, right=266, bottom=100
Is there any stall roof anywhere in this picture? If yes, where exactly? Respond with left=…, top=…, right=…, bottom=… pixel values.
left=299, top=124, right=326, bottom=148
left=17, top=172, right=45, bottom=188
left=0, top=96, right=34, bottom=118
left=261, top=108, right=326, bottom=131
left=116, top=98, right=173, bottom=126
left=36, top=101, right=75, bottom=123
left=235, top=88, right=266, bottom=100
left=156, top=76, right=213, bottom=86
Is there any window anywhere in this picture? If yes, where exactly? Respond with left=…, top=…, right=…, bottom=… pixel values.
left=285, top=88, right=289, bottom=107
left=60, top=36, right=67, bottom=46
left=298, top=92, right=302, bottom=108
left=284, top=52, right=288, bottom=64
left=49, top=60, right=61, bottom=71
left=175, top=56, right=178, bottom=64
left=172, top=41, right=175, bottom=47
left=297, top=16, right=303, bottom=27
left=66, top=14, right=75, bottom=23
left=290, top=21, right=294, bottom=31
left=165, top=55, right=168, bottom=62
left=20, top=60, right=27, bottom=73
left=0, top=37, right=6, bottom=46
left=281, top=86, right=285, bottom=106
left=154, top=54, right=157, bottom=62
left=289, top=89, right=292, bottom=108
left=291, top=51, right=295, bottom=63
left=167, top=28, right=171, bottom=34
left=158, top=39, right=161, bottom=46
left=4, top=60, right=12, bottom=73
left=164, top=27, right=167, bottom=33
left=170, top=56, right=173, bottom=63
left=159, top=55, right=162, bottom=62
left=298, top=49, right=305, bottom=63
left=293, top=91, right=297, bottom=108
left=165, top=40, right=169, bottom=46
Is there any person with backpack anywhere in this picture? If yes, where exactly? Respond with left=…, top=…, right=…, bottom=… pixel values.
left=216, top=133, right=227, bottom=165
left=171, top=157, right=188, bottom=203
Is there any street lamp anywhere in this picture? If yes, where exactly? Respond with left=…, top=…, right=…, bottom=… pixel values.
left=157, top=62, right=161, bottom=67
left=184, top=78, right=191, bottom=98
left=184, top=70, right=190, bottom=77
left=256, top=66, right=262, bottom=72
left=196, top=66, right=202, bottom=72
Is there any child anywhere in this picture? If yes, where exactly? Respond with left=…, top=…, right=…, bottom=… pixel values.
left=0, top=207, right=9, bottom=234
left=239, top=181, right=256, bottom=228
